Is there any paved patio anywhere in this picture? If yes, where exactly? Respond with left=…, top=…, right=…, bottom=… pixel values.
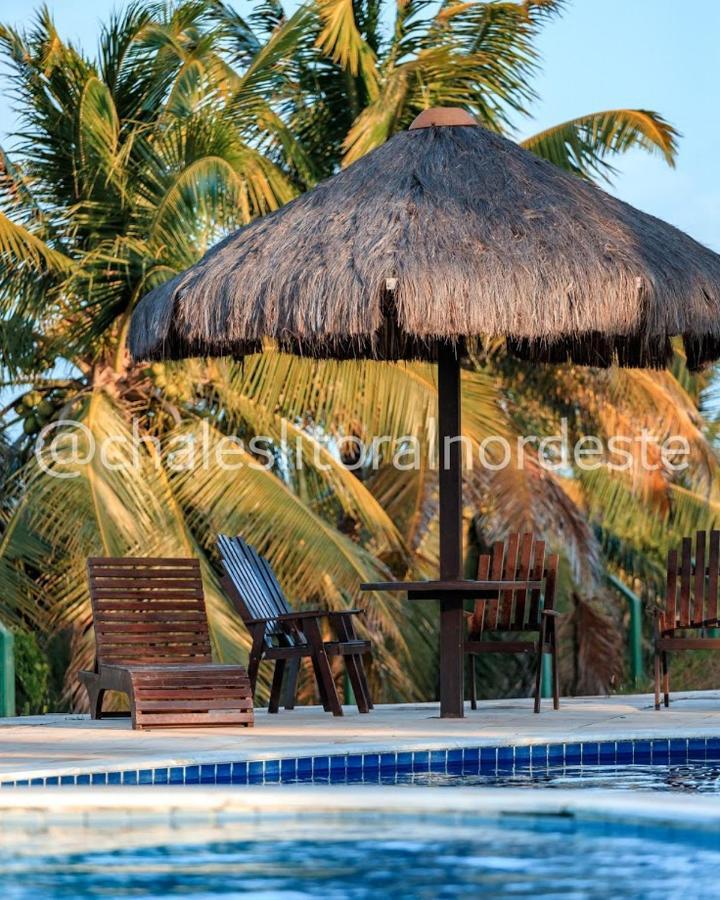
left=1, top=691, right=720, bottom=783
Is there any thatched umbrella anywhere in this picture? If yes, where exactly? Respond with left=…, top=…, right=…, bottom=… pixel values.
left=130, top=107, right=720, bottom=718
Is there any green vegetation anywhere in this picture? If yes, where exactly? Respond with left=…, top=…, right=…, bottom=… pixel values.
left=0, top=0, right=717, bottom=709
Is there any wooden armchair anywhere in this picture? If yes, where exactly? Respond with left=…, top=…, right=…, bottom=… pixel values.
left=465, top=533, right=560, bottom=713
left=217, top=534, right=373, bottom=716
left=655, top=530, right=720, bottom=709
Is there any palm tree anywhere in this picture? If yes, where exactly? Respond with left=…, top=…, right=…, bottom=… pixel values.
left=0, top=0, right=713, bottom=707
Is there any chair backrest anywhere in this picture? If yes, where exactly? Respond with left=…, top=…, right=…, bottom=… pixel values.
left=87, top=557, right=212, bottom=667
left=663, top=531, right=720, bottom=632
left=217, top=535, right=292, bottom=639
left=469, top=532, right=558, bottom=635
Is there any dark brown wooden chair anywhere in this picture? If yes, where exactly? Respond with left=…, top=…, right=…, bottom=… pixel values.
left=465, top=533, right=560, bottom=714
left=217, top=534, right=372, bottom=717
left=78, top=557, right=254, bottom=729
left=655, top=530, right=720, bottom=710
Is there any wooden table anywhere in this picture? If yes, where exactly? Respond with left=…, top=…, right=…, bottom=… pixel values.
left=360, top=579, right=545, bottom=717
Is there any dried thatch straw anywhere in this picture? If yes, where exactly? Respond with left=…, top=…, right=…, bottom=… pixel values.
left=130, top=108, right=720, bottom=370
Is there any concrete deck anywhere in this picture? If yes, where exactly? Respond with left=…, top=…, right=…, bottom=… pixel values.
left=2, top=691, right=720, bottom=783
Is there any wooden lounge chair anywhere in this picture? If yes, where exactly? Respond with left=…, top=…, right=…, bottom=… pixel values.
left=78, top=557, right=254, bottom=730
left=217, top=534, right=372, bottom=716
left=654, top=530, right=720, bottom=710
left=465, top=533, right=560, bottom=714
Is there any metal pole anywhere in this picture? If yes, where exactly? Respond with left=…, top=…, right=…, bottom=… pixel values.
left=606, top=574, right=643, bottom=689
left=0, top=623, right=15, bottom=718
left=437, top=343, right=464, bottom=718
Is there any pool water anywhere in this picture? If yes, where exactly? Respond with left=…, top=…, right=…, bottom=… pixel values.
left=337, top=761, right=720, bottom=793
left=4, top=814, right=720, bottom=899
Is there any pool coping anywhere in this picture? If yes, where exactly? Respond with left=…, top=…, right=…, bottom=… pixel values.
left=1, top=785, right=720, bottom=833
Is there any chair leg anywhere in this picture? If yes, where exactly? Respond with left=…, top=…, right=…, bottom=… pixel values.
left=654, top=647, right=661, bottom=710
left=662, top=651, right=670, bottom=708
left=268, top=659, right=286, bottom=714
left=551, top=624, right=560, bottom=711
left=86, top=682, right=106, bottom=720
left=533, top=626, right=546, bottom=714
left=283, top=657, right=300, bottom=710
left=344, top=653, right=370, bottom=713
left=305, top=619, right=343, bottom=716
left=469, top=654, right=477, bottom=711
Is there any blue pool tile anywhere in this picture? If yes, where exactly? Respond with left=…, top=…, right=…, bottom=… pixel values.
left=514, top=746, right=531, bottom=767
left=200, top=764, right=216, bottom=785
left=688, top=739, right=706, bottom=761
left=363, top=754, right=380, bottom=771
left=313, top=756, right=330, bottom=777
left=547, top=743, right=564, bottom=763
left=138, top=769, right=153, bottom=785
left=447, top=748, right=463, bottom=766
left=430, top=750, right=447, bottom=772
left=346, top=768, right=364, bottom=784
left=496, top=746, right=513, bottom=767
left=280, top=758, right=297, bottom=781
left=652, top=739, right=670, bottom=763
left=169, top=767, right=184, bottom=785
left=599, top=742, right=616, bottom=762
left=363, top=767, right=381, bottom=784
left=670, top=738, right=688, bottom=760
left=153, top=769, right=169, bottom=785
left=60, top=775, right=75, bottom=786
left=379, top=752, right=397, bottom=770
left=76, top=773, right=91, bottom=785
left=231, top=762, right=247, bottom=785
left=297, top=757, right=313, bottom=775
left=184, top=765, right=200, bottom=785
left=248, top=761, right=264, bottom=784
left=395, top=752, right=412, bottom=772
left=44, top=776, right=59, bottom=786
left=706, top=738, right=720, bottom=760
left=122, top=771, right=138, bottom=785
left=30, top=778, right=44, bottom=786
left=15, top=780, right=29, bottom=786
left=107, top=771, right=122, bottom=785
left=347, top=754, right=363, bottom=771
left=264, top=760, right=280, bottom=783
left=581, top=743, right=599, bottom=766
left=615, top=741, right=634, bottom=762
left=216, top=763, right=231, bottom=784
left=633, top=741, right=651, bottom=762
left=478, top=746, right=495, bottom=773
left=329, top=756, right=347, bottom=781
left=530, top=744, right=548, bottom=767
left=412, top=751, right=429, bottom=773
left=90, top=772, right=107, bottom=786
left=564, top=743, right=581, bottom=763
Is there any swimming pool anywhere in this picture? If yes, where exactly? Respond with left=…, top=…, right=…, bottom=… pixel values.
left=3, top=811, right=720, bottom=899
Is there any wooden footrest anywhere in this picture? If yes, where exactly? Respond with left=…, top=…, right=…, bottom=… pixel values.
left=128, top=665, right=254, bottom=729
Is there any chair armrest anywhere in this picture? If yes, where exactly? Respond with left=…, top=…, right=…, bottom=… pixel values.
left=245, top=610, right=324, bottom=626
left=541, top=609, right=562, bottom=618
left=326, top=609, right=365, bottom=618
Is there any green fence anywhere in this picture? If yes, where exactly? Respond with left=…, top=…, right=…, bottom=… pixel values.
left=0, top=622, right=15, bottom=717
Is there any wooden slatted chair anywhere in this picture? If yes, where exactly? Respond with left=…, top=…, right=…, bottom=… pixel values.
left=655, top=530, right=720, bottom=709
left=465, top=533, right=560, bottom=714
left=217, top=534, right=372, bottom=717
left=78, top=557, right=254, bottom=730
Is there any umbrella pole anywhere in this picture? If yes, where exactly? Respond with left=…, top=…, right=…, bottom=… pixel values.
left=437, top=343, right=464, bottom=718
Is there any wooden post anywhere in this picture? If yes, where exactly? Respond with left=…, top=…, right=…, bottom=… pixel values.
left=437, top=343, right=464, bottom=718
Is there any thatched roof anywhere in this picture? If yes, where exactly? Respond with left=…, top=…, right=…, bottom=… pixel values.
left=130, top=108, right=720, bottom=370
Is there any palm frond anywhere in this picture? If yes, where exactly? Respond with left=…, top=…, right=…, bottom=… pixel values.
left=522, top=109, right=678, bottom=180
